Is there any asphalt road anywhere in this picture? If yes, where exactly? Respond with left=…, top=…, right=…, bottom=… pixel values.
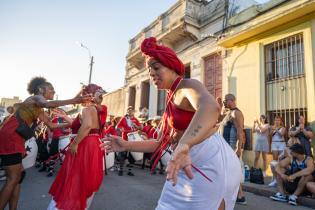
left=1, top=165, right=313, bottom=210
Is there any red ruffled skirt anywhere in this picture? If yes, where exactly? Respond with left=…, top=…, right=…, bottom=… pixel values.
left=0, top=116, right=25, bottom=155
left=49, top=134, right=104, bottom=210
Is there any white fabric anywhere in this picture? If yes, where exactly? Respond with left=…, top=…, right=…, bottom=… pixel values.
left=22, top=137, right=38, bottom=169
left=126, top=116, right=133, bottom=128
left=105, top=152, right=115, bottom=169
left=271, top=141, right=285, bottom=151
left=47, top=194, right=95, bottom=210
left=58, top=136, right=70, bottom=161
left=156, top=133, right=241, bottom=210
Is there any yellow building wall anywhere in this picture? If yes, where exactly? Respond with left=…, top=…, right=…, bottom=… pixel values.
left=222, top=20, right=315, bottom=170
left=102, top=88, right=126, bottom=119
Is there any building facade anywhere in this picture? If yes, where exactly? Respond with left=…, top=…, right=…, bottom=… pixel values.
left=0, top=96, right=22, bottom=108
left=218, top=0, right=315, bottom=166
left=124, top=0, right=256, bottom=118
left=102, top=0, right=315, bottom=167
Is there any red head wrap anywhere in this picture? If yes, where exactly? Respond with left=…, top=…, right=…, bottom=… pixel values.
left=82, top=84, right=105, bottom=96
left=140, top=37, right=185, bottom=77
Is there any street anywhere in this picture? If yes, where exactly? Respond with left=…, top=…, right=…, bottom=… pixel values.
left=1, top=165, right=313, bottom=210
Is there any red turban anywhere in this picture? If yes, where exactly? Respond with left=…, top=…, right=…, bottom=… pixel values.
left=140, top=37, right=185, bottom=77
left=82, top=84, right=105, bottom=96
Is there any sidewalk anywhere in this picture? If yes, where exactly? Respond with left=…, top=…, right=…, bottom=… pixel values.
left=243, top=181, right=315, bottom=209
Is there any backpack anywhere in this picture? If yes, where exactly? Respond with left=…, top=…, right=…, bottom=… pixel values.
left=249, top=167, right=264, bottom=184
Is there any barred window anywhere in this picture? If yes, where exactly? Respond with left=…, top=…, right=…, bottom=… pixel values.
left=265, top=33, right=304, bottom=82
left=264, top=33, right=307, bottom=128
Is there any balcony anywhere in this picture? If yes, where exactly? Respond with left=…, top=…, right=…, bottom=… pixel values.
left=126, top=0, right=209, bottom=69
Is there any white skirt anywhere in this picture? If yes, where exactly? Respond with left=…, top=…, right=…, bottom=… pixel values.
left=156, top=133, right=241, bottom=210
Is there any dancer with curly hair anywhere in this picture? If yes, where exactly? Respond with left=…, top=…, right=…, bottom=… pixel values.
left=0, top=77, right=91, bottom=210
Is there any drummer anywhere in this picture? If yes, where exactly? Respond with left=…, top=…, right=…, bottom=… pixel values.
left=46, top=108, right=72, bottom=177
left=116, top=106, right=141, bottom=176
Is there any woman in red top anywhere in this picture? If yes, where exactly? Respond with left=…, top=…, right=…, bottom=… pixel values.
left=0, top=77, right=90, bottom=210
left=101, top=37, right=241, bottom=210
left=48, top=84, right=107, bottom=210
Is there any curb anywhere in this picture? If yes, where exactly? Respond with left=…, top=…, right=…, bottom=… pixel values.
left=243, top=182, right=315, bottom=209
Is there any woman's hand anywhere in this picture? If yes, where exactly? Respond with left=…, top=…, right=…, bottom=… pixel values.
left=166, top=143, right=194, bottom=186
left=74, top=94, right=93, bottom=104
left=70, top=142, right=78, bottom=155
left=100, top=135, right=128, bottom=153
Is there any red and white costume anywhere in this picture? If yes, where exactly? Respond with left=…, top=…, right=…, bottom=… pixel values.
left=117, top=115, right=141, bottom=140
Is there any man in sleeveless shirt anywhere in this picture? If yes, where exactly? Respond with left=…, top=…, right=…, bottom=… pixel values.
left=270, top=143, right=314, bottom=206
left=218, top=93, right=247, bottom=205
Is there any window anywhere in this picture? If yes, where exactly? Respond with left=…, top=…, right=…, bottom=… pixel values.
left=265, top=33, right=304, bottom=82
left=264, top=33, right=307, bottom=128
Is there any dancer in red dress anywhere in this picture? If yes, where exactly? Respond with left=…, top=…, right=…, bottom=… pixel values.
left=48, top=84, right=107, bottom=210
left=0, top=77, right=90, bottom=210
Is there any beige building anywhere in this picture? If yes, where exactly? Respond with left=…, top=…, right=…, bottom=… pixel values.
left=102, top=88, right=127, bottom=118
left=103, top=0, right=315, bottom=168
left=0, top=96, right=22, bottom=108
left=218, top=0, right=315, bottom=167
left=124, top=0, right=256, bottom=118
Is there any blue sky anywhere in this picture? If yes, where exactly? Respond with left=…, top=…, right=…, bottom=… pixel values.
left=0, top=0, right=177, bottom=100
left=0, top=0, right=269, bottom=100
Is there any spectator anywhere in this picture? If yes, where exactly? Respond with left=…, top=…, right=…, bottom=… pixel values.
left=306, top=174, right=315, bottom=198
left=289, top=115, right=313, bottom=157
left=271, top=116, right=286, bottom=160
left=268, top=116, right=286, bottom=187
left=252, top=115, right=270, bottom=177
left=270, top=143, right=314, bottom=206
left=218, top=93, right=247, bottom=205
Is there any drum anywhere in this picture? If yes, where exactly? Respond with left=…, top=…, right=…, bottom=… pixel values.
left=105, top=152, right=115, bottom=169
left=22, top=137, right=38, bottom=169
left=58, top=136, right=70, bottom=160
left=127, top=131, right=143, bottom=161
left=58, top=136, right=70, bottom=152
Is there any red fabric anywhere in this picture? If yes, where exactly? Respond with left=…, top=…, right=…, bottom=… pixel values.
left=51, top=117, right=70, bottom=139
left=49, top=135, right=103, bottom=210
left=82, top=84, right=103, bottom=96
left=104, top=125, right=117, bottom=136
left=141, top=37, right=185, bottom=77
left=142, top=125, right=153, bottom=136
left=151, top=77, right=195, bottom=169
left=117, top=116, right=141, bottom=140
left=148, top=127, right=159, bottom=139
left=0, top=115, right=26, bottom=155
left=49, top=107, right=106, bottom=210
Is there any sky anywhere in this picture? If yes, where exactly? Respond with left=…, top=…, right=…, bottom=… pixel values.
left=0, top=0, right=177, bottom=100
left=0, top=0, right=270, bottom=101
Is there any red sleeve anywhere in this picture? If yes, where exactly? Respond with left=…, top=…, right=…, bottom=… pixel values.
left=132, top=117, right=141, bottom=126
left=104, top=125, right=117, bottom=136
left=148, top=127, right=158, bottom=139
